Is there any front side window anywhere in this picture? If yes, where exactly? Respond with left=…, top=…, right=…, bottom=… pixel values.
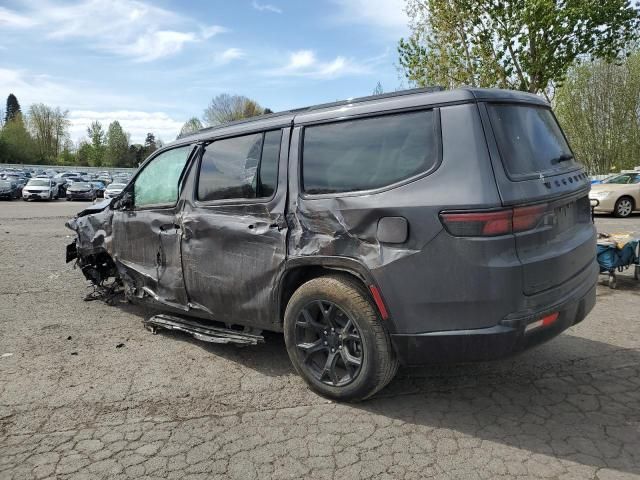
left=134, top=145, right=192, bottom=208
left=197, top=130, right=281, bottom=202
left=302, top=110, right=438, bottom=195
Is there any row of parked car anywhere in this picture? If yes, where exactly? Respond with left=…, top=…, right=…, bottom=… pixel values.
left=0, top=168, right=132, bottom=202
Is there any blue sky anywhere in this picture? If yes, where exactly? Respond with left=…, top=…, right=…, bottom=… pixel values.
left=0, top=0, right=409, bottom=143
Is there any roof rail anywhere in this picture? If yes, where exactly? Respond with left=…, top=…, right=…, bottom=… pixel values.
left=187, top=86, right=446, bottom=138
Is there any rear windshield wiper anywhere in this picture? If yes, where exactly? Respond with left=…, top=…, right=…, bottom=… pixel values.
left=550, top=153, right=574, bottom=165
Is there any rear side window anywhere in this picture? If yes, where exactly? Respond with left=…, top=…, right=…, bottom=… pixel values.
left=197, top=130, right=281, bottom=202
left=488, top=104, right=576, bottom=177
left=302, top=110, right=438, bottom=194
left=134, top=146, right=192, bottom=208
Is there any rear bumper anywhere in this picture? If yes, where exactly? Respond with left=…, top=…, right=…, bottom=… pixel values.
left=391, top=269, right=597, bottom=366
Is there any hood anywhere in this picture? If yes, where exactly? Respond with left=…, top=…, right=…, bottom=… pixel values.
left=73, top=198, right=113, bottom=218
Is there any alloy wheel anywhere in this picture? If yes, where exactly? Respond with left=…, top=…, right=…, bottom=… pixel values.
left=294, top=300, right=363, bottom=387
left=617, top=199, right=633, bottom=217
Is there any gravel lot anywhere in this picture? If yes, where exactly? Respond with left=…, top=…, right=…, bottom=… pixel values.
left=1, top=201, right=639, bottom=480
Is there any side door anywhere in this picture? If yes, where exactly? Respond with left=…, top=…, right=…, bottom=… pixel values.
left=112, top=144, right=196, bottom=310
left=180, top=128, right=289, bottom=329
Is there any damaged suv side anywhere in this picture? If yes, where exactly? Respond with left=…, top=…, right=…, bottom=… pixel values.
left=67, top=87, right=597, bottom=401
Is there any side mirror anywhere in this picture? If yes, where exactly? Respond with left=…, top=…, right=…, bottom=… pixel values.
left=115, top=191, right=134, bottom=210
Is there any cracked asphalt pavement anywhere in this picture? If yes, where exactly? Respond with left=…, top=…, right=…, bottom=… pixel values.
left=1, top=202, right=639, bottom=479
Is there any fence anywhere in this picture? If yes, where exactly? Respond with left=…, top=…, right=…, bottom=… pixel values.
left=0, top=163, right=138, bottom=175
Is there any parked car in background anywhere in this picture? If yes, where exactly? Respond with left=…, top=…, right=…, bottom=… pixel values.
left=22, top=178, right=58, bottom=201
left=589, top=172, right=640, bottom=217
left=103, top=182, right=126, bottom=199
left=97, top=174, right=112, bottom=185
left=66, top=182, right=97, bottom=201
left=91, top=181, right=106, bottom=198
left=0, top=179, right=21, bottom=200
left=4, top=174, right=27, bottom=189
left=67, top=87, right=597, bottom=401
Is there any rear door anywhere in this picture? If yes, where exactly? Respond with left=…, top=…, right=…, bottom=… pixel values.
left=479, top=102, right=595, bottom=295
left=179, top=128, right=289, bottom=329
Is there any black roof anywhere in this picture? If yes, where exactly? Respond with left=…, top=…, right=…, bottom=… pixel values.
left=172, top=87, right=547, bottom=146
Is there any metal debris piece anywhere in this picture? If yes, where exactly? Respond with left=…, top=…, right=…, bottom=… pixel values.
left=143, top=314, right=264, bottom=346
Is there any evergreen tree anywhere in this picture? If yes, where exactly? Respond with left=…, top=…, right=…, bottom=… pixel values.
left=143, top=133, right=157, bottom=158
left=5, top=94, right=21, bottom=124
left=0, top=113, right=37, bottom=164
left=87, top=121, right=105, bottom=167
left=104, top=121, right=130, bottom=167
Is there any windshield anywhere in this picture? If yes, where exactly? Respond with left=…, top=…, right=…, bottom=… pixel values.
left=71, top=182, right=91, bottom=189
left=27, top=179, right=50, bottom=187
left=107, top=183, right=126, bottom=190
left=488, top=104, right=577, bottom=177
left=604, top=173, right=640, bottom=184
left=0, top=180, right=11, bottom=188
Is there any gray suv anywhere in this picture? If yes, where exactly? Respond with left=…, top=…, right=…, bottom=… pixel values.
left=66, top=87, right=597, bottom=401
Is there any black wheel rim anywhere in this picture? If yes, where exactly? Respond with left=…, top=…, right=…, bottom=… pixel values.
left=294, top=300, right=363, bottom=387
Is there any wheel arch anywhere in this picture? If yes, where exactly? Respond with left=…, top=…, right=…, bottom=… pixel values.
left=277, top=257, right=391, bottom=329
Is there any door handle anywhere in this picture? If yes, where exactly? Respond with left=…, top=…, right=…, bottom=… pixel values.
left=159, top=223, right=181, bottom=232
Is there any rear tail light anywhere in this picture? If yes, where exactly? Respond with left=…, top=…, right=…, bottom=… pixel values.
left=440, top=204, right=547, bottom=237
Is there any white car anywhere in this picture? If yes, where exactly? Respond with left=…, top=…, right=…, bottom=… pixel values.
left=104, top=183, right=126, bottom=199
left=22, top=178, right=58, bottom=201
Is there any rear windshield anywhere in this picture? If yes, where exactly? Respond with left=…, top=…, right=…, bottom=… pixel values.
left=488, top=104, right=576, bottom=177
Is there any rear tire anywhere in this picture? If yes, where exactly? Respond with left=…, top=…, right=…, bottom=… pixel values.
left=284, top=275, right=398, bottom=402
left=614, top=196, right=634, bottom=218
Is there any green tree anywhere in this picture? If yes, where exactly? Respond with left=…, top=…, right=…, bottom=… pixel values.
left=5, top=93, right=21, bottom=124
left=76, top=141, right=92, bottom=167
left=87, top=121, right=105, bottom=167
left=126, top=144, right=145, bottom=167
left=555, top=51, right=640, bottom=174
left=28, top=104, right=69, bottom=163
left=398, top=0, right=640, bottom=94
left=143, top=133, right=157, bottom=158
left=0, top=113, right=37, bottom=164
left=104, top=120, right=130, bottom=167
left=203, top=93, right=264, bottom=126
left=178, top=117, right=203, bottom=138
left=58, top=139, right=76, bottom=166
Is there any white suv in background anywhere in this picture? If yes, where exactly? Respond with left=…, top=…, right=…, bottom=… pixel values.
left=104, top=183, right=127, bottom=199
left=22, top=178, right=58, bottom=201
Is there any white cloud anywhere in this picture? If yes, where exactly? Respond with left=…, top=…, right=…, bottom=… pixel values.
left=252, top=1, right=283, bottom=14
left=330, top=0, right=409, bottom=36
left=0, top=68, right=182, bottom=143
left=213, top=48, right=246, bottom=65
left=1, top=0, right=226, bottom=62
left=0, top=6, right=36, bottom=27
left=68, top=111, right=183, bottom=144
left=267, top=50, right=369, bottom=79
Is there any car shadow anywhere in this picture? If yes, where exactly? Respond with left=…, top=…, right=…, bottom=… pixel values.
left=361, top=333, right=640, bottom=476
left=106, top=298, right=639, bottom=474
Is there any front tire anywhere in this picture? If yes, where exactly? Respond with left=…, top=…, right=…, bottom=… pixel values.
left=614, top=196, right=634, bottom=218
left=284, top=275, right=398, bottom=402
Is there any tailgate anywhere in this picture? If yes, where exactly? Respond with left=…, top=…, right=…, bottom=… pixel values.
left=481, top=101, right=596, bottom=295
left=516, top=194, right=594, bottom=295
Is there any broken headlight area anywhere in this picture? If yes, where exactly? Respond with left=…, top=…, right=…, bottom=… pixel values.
left=65, top=199, right=123, bottom=303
